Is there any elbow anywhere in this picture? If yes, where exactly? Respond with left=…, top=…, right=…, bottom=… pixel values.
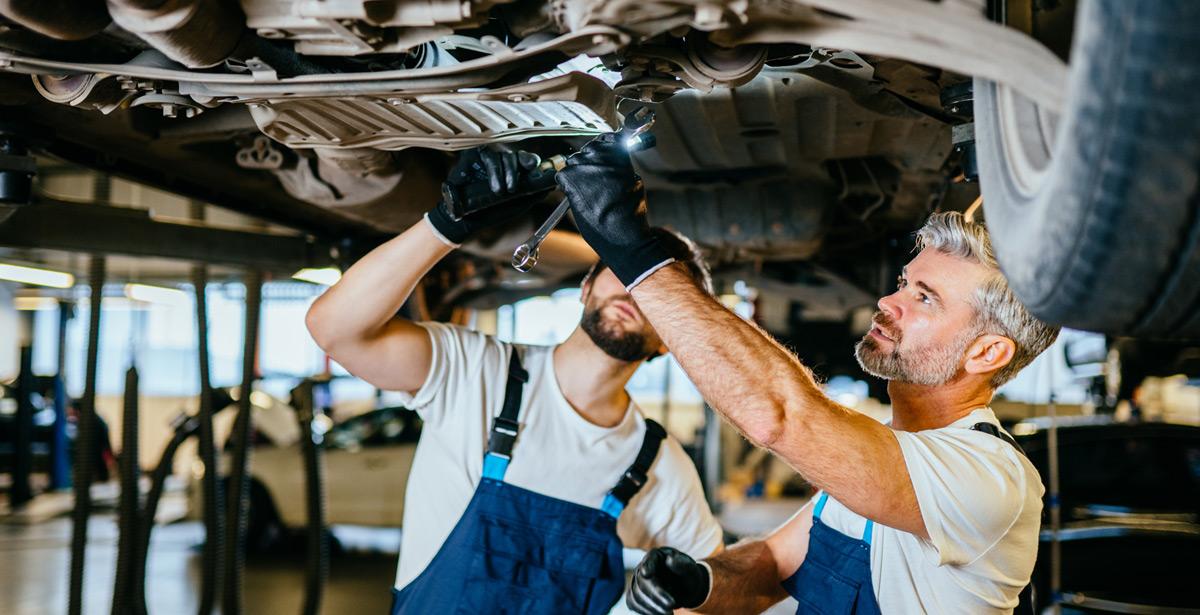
left=743, top=404, right=789, bottom=452
left=305, top=301, right=336, bottom=353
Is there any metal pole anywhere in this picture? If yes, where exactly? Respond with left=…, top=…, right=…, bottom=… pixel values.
left=50, top=301, right=74, bottom=490
left=10, top=344, right=34, bottom=509
left=294, top=379, right=328, bottom=615
left=223, top=271, right=263, bottom=615
left=68, top=254, right=105, bottom=615
left=192, top=262, right=223, bottom=615
left=112, top=366, right=140, bottom=615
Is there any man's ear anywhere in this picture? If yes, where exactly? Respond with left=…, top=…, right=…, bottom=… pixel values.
left=580, top=277, right=593, bottom=304
left=963, top=334, right=1016, bottom=381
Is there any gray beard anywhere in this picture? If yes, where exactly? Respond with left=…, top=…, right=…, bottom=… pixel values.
left=854, top=332, right=970, bottom=387
left=580, top=303, right=653, bottom=362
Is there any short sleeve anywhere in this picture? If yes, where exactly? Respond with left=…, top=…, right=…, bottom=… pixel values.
left=622, top=438, right=723, bottom=558
left=893, top=428, right=1031, bottom=567
left=391, top=322, right=507, bottom=427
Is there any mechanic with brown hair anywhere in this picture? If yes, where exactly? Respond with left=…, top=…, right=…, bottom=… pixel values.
left=556, top=138, right=1061, bottom=614
left=305, top=145, right=723, bottom=614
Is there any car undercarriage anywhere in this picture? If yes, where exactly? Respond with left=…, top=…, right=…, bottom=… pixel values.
left=2, top=0, right=1199, bottom=340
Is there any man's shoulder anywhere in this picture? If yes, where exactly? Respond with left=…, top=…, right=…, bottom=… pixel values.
left=417, top=321, right=514, bottom=358
left=646, top=431, right=704, bottom=486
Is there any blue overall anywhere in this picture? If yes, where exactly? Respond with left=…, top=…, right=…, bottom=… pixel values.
left=782, top=491, right=882, bottom=615
left=390, top=349, right=667, bottom=614
left=781, top=422, right=1029, bottom=615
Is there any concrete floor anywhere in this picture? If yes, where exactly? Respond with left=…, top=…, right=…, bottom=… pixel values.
left=0, top=514, right=397, bottom=615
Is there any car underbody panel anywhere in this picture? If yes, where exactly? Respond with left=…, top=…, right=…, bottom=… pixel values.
left=0, top=0, right=1065, bottom=318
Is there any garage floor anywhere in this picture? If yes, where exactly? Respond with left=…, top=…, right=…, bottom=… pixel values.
left=0, top=515, right=396, bottom=615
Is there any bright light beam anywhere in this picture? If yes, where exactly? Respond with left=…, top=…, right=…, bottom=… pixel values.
left=125, top=283, right=188, bottom=305
left=0, top=263, right=75, bottom=289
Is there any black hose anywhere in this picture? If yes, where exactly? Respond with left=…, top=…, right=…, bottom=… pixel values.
left=293, top=380, right=328, bottom=615
left=222, top=271, right=262, bottom=615
left=68, top=254, right=104, bottom=615
left=134, top=389, right=233, bottom=615
left=134, top=412, right=190, bottom=615
left=112, top=366, right=140, bottom=615
left=192, top=264, right=223, bottom=615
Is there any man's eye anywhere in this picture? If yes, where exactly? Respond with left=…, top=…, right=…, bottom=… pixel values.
left=919, top=293, right=931, bottom=305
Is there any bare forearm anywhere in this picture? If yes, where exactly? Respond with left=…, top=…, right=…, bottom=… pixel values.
left=630, top=263, right=828, bottom=450
left=694, top=541, right=788, bottom=613
left=631, top=264, right=921, bottom=534
left=307, top=219, right=450, bottom=349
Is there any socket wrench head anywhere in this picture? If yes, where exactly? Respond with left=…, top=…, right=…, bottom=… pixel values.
left=512, top=244, right=539, bottom=272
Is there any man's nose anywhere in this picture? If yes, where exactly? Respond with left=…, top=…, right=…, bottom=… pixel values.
left=877, top=292, right=902, bottom=321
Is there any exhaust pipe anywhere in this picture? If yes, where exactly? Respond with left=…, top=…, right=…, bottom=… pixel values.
left=106, top=0, right=245, bottom=68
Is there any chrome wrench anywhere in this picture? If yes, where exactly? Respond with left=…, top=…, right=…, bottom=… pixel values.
left=510, top=107, right=657, bottom=272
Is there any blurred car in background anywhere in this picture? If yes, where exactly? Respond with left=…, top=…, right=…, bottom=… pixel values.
left=188, top=405, right=420, bottom=551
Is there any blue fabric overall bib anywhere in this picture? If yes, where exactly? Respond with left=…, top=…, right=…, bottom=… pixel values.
left=782, top=491, right=882, bottom=615
left=780, top=422, right=1030, bottom=615
left=390, top=349, right=667, bottom=614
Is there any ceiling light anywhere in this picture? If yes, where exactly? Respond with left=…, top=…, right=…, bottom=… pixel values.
left=293, top=267, right=341, bottom=286
left=14, top=296, right=58, bottom=311
left=125, top=283, right=188, bottom=305
left=0, top=263, right=74, bottom=289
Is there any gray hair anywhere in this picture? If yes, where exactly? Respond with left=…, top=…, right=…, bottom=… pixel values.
left=915, top=212, right=1060, bottom=388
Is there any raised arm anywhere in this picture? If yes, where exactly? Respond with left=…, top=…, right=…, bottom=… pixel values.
left=631, top=266, right=922, bottom=536
left=306, top=146, right=538, bottom=392
left=556, top=139, right=924, bottom=537
left=305, top=221, right=450, bottom=392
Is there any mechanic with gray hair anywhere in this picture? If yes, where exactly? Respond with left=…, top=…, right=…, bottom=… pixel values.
left=305, top=146, right=724, bottom=614
left=556, top=139, right=1060, bottom=614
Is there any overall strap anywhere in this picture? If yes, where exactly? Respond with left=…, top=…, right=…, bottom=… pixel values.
left=971, top=422, right=1026, bottom=456
left=601, top=419, right=667, bottom=518
left=482, top=348, right=529, bottom=481
left=813, top=492, right=830, bottom=519
left=813, top=492, right=873, bottom=545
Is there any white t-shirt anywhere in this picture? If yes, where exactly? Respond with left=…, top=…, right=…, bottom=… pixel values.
left=391, top=322, right=723, bottom=591
left=815, top=408, right=1043, bottom=614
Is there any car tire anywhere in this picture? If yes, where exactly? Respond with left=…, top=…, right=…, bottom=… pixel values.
left=975, top=0, right=1200, bottom=338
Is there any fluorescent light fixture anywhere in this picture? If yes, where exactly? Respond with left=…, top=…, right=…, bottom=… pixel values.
left=125, top=283, right=188, bottom=305
left=0, top=263, right=74, bottom=289
left=293, top=267, right=342, bottom=286
left=14, top=296, right=58, bottom=311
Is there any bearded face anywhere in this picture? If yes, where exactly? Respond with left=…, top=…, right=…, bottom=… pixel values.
left=579, top=268, right=663, bottom=362
left=855, top=310, right=978, bottom=386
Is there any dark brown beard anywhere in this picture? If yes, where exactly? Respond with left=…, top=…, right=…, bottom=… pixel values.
left=580, top=298, right=654, bottom=362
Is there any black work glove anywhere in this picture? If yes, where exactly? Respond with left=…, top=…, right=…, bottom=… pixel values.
left=555, top=137, right=672, bottom=289
left=426, top=145, right=539, bottom=246
left=627, top=547, right=711, bottom=615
